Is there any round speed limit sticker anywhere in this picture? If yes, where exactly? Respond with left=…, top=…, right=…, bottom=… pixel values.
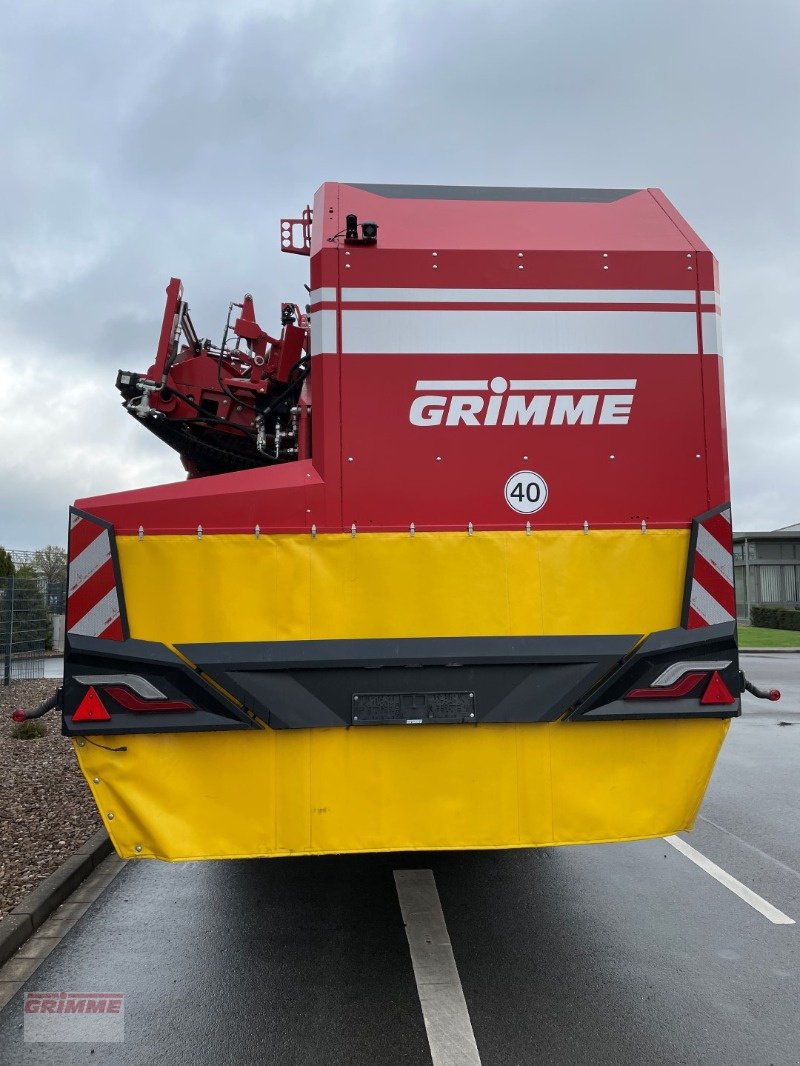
left=504, top=470, right=548, bottom=514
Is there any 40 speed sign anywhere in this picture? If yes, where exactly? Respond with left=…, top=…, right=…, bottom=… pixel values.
left=504, top=470, right=549, bottom=515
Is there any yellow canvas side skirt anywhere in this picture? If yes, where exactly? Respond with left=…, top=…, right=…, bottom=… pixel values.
left=72, top=529, right=730, bottom=860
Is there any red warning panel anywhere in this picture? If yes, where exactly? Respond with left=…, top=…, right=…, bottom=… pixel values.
left=67, top=510, right=127, bottom=640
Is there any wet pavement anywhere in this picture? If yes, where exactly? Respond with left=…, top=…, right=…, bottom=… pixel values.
left=0, top=653, right=798, bottom=1064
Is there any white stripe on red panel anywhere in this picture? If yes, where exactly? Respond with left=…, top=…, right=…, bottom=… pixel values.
left=695, top=525, right=735, bottom=585
left=68, top=587, right=121, bottom=638
left=309, top=289, right=722, bottom=309
left=340, top=309, right=700, bottom=356
left=341, top=287, right=702, bottom=305
left=68, top=529, right=112, bottom=596
left=309, top=307, right=338, bottom=357
left=701, top=311, right=723, bottom=355
left=689, top=580, right=735, bottom=626
left=314, top=287, right=697, bottom=306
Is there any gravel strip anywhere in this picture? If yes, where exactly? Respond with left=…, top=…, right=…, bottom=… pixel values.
left=0, top=680, right=100, bottom=922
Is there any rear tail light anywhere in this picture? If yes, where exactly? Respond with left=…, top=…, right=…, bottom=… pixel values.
left=624, top=656, right=735, bottom=705
left=625, top=672, right=706, bottom=700
left=103, top=686, right=194, bottom=713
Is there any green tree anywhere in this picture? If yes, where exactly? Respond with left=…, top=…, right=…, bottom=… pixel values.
left=0, top=547, right=14, bottom=578
left=33, top=545, right=67, bottom=583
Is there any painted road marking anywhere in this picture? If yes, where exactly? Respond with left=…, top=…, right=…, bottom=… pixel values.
left=665, top=836, right=795, bottom=925
left=394, top=869, right=481, bottom=1066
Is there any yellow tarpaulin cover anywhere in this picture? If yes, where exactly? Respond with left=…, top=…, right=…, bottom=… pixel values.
left=73, top=530, right=729, bottom=860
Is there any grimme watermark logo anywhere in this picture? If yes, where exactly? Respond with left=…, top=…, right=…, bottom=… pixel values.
left=24, top=991, right=125, bottom=1043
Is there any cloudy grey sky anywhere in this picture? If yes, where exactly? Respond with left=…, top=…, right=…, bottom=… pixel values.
left=1, top=0, right=798, bottom=550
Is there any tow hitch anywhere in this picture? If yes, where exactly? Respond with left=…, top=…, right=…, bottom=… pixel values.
left=740, top=673, right=781, bottom=701
left=11, top=689, right=62, bottom=723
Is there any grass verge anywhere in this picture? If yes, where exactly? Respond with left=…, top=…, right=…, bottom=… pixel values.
left=738, top=625, right=800, bottom=648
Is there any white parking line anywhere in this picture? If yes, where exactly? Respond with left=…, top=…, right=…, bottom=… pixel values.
left=665, top=836, right=795, bottom=925
left=394, top=869, right=482, bottom=1066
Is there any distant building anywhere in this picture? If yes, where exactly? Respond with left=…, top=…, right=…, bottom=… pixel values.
left=733, top=525, right=800, bottom=621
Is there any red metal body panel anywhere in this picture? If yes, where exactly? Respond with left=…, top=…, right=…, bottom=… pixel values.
left=78, top=184, right=729, bottom=535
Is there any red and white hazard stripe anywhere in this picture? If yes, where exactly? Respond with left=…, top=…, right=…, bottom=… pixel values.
left=66, top=511, right=125, bottom=641
left=685, top=506, right=735, bottom=629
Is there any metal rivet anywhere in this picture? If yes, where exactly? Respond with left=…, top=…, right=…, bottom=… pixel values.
left=135, top=845, right=142, bottom=854
left=518, top=265, right=524, bottom=270
left=345, top=250, right=350, bottom=255
left=435, top=456, right=442, bottom=462
left=432, top=264, right=438, bottom=269
left=351, top=523, right=357, bottom=537
left=686, top=253, right=692, bottom=259
left=641, top=520, right=647, bottom=534
left=254, top=524, right=260, bottom=539
left=687, top=265, right=693, bottom=270
left=469, top=713, right=475, bottom=719
left=347, top=456, right=354, bottom=462
left=610, top=454, right=616, bottom=459
left=523, top=455, right=529, bottom=460
left=138, top=526, right=144, bottom=541
left=345, top=263, right=351, bottom=268
left=410, top=523, right=415, bottom=537
left=467, top=522, right=474, bottom=536
left=432, top=251, right=438, bottom=256
left=469, top=692, right=474, bottom=698
left=107, top=812, right=114, bottom=820
left=354, top=695, right=359, bottom=701
left=603, top=265, right=609, bottom=270
left=695, top=453, right=702, bottom=459
left=197, top=525, right=203, bottom=539
left=583, top=520, right=590, bottom=534
left=353, top=716, right=358, bottom=722
left=517, top=252, right=524, bottom=258
left=311, top=524, right=317, bottom=538
left=525, top=522, right=531, bottom=536
left=93, top=777, right=100, bottom=784
left=602, top=252, right=608, bottom=258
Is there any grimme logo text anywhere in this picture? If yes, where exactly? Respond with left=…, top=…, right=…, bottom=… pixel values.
left=409, top=376, right=636, bottom=427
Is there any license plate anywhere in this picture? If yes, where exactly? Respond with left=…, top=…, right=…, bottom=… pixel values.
left=351, top=691, right=475, bottom=725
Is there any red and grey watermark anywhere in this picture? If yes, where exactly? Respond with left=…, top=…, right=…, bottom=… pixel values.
left=24, top=991, right=124, bottom=1043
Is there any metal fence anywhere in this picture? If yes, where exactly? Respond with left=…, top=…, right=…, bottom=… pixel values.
left=0, top=574, right=65, bottom=685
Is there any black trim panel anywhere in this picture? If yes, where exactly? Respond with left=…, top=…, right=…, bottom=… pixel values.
left=62, top=635, right=260, bottom=736
left=179, top=634, right=641, bottom=729
left=569, top=621, right=740, bottom=721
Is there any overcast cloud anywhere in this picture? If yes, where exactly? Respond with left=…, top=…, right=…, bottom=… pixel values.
left=1, top=0, right=798, bottom=549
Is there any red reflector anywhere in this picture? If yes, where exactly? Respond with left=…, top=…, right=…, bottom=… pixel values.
left=11, top=710, right=27, bottom=723
left=625, top=672, right=706, bottom=700
left=700, top=671, right=736, bottom=706
left=72, top=687, right=112, bottom=723
left=103, top=686, right=194, bottom=713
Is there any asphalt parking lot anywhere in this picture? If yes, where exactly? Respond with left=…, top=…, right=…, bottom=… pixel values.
left=0, top=652, right=797, bottom=1065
